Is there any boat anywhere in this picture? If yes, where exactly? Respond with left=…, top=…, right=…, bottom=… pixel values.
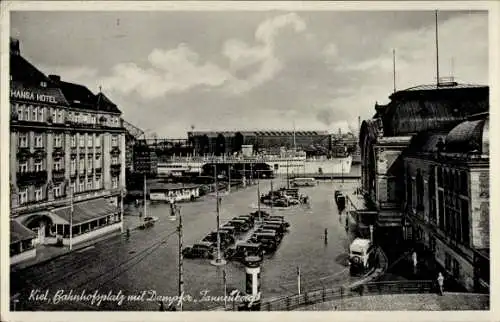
left=157, top=152, right=352, bottom=179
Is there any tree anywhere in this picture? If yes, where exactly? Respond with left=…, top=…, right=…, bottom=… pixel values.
left=233, top=132, right=244, bottom=153
left=215, top=133, right=226, bottom=156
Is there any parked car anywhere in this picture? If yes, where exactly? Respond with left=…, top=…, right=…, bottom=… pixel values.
left=182, top=242, right=215, bottom=259
left=225, top=242, right=264, bottom=261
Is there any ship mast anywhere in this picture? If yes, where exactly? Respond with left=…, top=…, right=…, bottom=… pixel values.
left=435, top=10, right=440, bottom=86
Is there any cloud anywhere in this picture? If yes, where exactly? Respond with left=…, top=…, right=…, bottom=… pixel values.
left=101, top=43, right=233, bottom=99
left=223, top=13, right=307, bottom=93
left=96, top=13, right=308, bottom=98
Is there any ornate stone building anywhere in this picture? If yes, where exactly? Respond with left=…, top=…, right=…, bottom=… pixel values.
left=9, top=38, right=126, bottom=265
left=359, top=82, right=489, bottom=291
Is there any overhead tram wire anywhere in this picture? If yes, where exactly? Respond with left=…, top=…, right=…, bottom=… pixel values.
left=25, top=229, right=178, bottom=293
left=74, top=230, right=178, bottom=290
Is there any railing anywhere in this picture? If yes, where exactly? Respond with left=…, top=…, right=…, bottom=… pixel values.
left=228, top=280, right=436, bottom=311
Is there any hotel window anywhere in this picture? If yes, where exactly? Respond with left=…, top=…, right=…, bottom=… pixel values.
left=53, top=158, right=62, bottom=171
left=95, top=176, right=101, bottom=189
left=54, top=134, right=62, bottom=147
left=79, top=181, right=85, bottom=192
left=58, top=110, right=63, bottom=123
left=18, top=161, right=28, bottom=173
left=51, top=108, right=56, bottom=122
left=79, top=158, right=85, bottom=172
left=34, top=159, right=43, bottom=172
left=70, top=181, right=76, bottom=194
left=75, top=113, right=80, bottom=123
left=34, top=133, right=43, bottom=147
left=53, top=184, right=62, bottom=198
left=79, top=135, right=85, bottom=147
left=111, top=135, right=118, bottom=147
left=71, top=159, right=76, bottom=173
left=87, top=135, right=93, bottom=147
left=32, top=106, right=37, bottom=121
left=95, top=154, right=101, bottom=168
left=24, top=106, right=29, bottom=121
left=87, top=177, right=93, bottom=190
left=38, top=107, right=43, bottom=121
left=111, top=177, right=118, bottom=189
left=17, top=105, right=24, bottom=120
left=35, top=186, right=43, bottom=201
left=87, top=155, right=93, bottom=169
left=19, top=188, right=28, bottom=205
left=18, top=133, right=28, bottom=148
left=111, top=156, right=119, bottom=165
left=91, top=115, right=96, bottom=124
left=71, top=135, right=77, bottom=147
left=95, top=135, right=101, bottom=147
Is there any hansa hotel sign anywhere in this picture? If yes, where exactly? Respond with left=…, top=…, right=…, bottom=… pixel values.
left=11, top=89, right=57, bottom=104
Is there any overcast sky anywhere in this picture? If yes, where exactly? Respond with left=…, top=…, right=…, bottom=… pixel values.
left=10, top=10, right=488, bottom=138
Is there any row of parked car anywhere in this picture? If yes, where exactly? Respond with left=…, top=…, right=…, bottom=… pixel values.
left=225, top=212, right=290, bottom=262
left=181, top=211, right=290, bottom=261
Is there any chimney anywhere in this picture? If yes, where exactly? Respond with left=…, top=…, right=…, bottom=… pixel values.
left=10, top=38, right=20, bottom=56
left=49, top=75, right=61, bottom=83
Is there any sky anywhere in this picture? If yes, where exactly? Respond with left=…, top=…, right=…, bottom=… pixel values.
left=10, top=10, right=488, bottom=138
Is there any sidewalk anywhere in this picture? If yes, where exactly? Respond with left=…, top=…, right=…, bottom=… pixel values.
left=10, top=213, right=145, bottom=272
left=299, top=292, right=489, bottom=310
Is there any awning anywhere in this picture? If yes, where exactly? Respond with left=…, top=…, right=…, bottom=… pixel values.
left=10, top=220, right=36, bottom=244
left=53, top=198, right=119, bottom=225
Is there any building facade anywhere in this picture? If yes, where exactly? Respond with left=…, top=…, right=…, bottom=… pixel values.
left=9, top=38, right=126, bottom=264
left=359, top=82, right=489, bottom=291
left=187, top=130, right=330, bottom=156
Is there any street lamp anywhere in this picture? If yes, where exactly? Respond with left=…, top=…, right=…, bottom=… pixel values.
left=211, top=164, right=226, bottom=266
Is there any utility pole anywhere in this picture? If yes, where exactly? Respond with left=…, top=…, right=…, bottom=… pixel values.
left=286, top=159, right=290, bottom=189
left=270, top=179, right=274, bottom=215
left=143, top=173, right=147, bottom=218
left=393, top=48, right=397, bottom=93
left=177, top=205, right=184, bottom=311
left=69, top=186, right=74, bottom=251
left=257, top=170, right=261, bottom=222
left=228, top=164, right=231, bottom=193
left=212, top=164, right=226, bottom=266
left=435, top=10, right=440, bottom=86
left=120, top=188, right=124, bottom=233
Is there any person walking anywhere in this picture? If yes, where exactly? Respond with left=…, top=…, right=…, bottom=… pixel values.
left=437, top=272, right=444, bottom=295
left=412, top=251, right=418, bottom=275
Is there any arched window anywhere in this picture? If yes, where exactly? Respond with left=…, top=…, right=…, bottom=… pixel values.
left=416, top=169, right=424, bottom=210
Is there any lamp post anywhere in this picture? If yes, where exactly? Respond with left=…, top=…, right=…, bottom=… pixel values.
left=211, top=164, right=226, bottom=266
left=177, top=205, right=184, bottom=311
left=69, top=186, right=74, bottom=251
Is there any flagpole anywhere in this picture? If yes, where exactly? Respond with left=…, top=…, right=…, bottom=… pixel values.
left=297, top=266, right=301, bottom=295
left=178, top=205, right=184, bottom=311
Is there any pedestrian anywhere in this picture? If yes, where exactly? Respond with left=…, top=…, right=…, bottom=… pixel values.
left=437, top=272, right=444, bottom=295
left=412, top=251, right=418, bottom=274
left=126, top=228, right=130, bottom=238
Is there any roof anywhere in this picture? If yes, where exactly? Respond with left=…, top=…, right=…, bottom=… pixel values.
left=406, top=132, right=448, bottom=154
left=10, top=81, right=70, bottom=106
left=96, top=92, right=121, bottom=114
left=390, top=82, right=488, bottom=99
left=350, top=238, right=372, bottom=251
left=10, top=53, right=50, bottom=85
left=446, top=118, right=488, bottom=154
left=10, top=220, right=36, bottom=244
left=58, top=81, right=97, bottom=109
left=53, top=198, right=119, bottom=225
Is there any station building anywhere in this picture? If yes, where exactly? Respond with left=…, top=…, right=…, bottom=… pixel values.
left=359, top=81, right=489, bottom=292
left=9, top=38, right=126, bottom=264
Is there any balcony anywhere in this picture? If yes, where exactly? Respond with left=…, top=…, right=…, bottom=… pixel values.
left=16, top=170, right=48, bottom=186
left=16, top=147, right=30, bottom=159
left=87, top=168, right=94, bottom=175
left=110, top=146, right=121, bottom=155
left=110, top=164, right=121, bottom=176
left=52, top=147, right=64, bottom=158
left=52, top=169, right=66, bottom=182
left=33, top=147, right=46, bottom=159
left=70, top=170, right=77, bottom=178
